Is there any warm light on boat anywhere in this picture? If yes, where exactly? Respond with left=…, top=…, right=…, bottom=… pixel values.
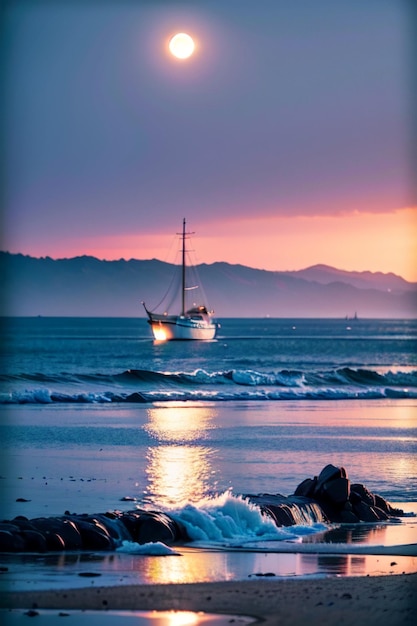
left=143, top=220, right=217, bottom=340
left=153, top=326, right=168, bottom=341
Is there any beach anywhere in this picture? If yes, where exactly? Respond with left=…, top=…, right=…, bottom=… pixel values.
left=2, top=574, right=416, bottom=625
left=1, top=318, right=416, bottom=624
left=2, top=0, right=417, bottom=618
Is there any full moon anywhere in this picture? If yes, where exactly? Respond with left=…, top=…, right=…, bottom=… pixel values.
left=169, top=33, right=195, bottom=59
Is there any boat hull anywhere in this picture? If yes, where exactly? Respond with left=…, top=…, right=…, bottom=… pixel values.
left=149, top=316, right=217, bottom=341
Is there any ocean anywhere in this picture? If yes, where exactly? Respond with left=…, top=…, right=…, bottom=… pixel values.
left=1, top=316, right=417, bottom=589
left=2, top=317, right=417, bottom=404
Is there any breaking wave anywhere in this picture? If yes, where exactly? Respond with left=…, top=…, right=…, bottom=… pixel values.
left=1, top=367, right=416, bottom=404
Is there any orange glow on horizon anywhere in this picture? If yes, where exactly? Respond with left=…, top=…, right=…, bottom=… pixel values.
left=8, top=207, right=417, bottom=282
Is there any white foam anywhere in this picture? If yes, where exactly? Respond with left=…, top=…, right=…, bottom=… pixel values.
left=169, top=492, right=299, bottom=543
left=116, top=541, right=181, bottom=555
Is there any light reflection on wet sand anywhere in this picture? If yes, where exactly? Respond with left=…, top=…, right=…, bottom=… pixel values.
left=1, top=401, right=416, bottom=597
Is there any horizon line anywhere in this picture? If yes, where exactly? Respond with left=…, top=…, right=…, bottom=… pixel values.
left=1, top=249, right=414, bottom=284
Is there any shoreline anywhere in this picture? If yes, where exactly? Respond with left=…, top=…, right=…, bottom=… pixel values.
left=2, top=574, right=416, bottom=626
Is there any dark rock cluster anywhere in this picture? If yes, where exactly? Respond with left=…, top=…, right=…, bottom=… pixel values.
left=0, top=509, right=188, bottom=553
left=294, top=464, right=405, bottom=523
left=245, top=494, right=329, bottom=527
left=0, top=465, right=405, bottom=553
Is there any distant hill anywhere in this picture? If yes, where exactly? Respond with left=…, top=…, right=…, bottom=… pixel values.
left=1, top=252, right=416, bottom=318
left=287, top=264, right=413, bottom=292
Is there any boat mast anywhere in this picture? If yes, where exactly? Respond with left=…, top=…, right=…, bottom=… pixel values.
left=181, top=218, right=186, bottom=315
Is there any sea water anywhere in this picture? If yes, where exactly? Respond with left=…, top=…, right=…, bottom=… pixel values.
left=2, top=317, right=416, bottom=401
left=1, top=317, right=416, bottom=587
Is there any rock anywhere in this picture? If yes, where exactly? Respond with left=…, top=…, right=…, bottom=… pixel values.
left=314, top=465, right=350, bottom=505
left=0, top=530, right=26, bottom=552
left=246, top=494, right=328, bottom=526
left=133, top=511, right=185, bottom=544
left=349, top=489, right=362, bottom=505
left=125, top=392, right=147, bottom=403
left=351, top=500, right=384, bottom=522
left=44, top=533, right=66, bottom=551
left=90, top=513, right=132, bottom=544
left=294, top=478, right=317, bottom=498
left=338, top=509, right=360, bottom=523
left=372, top=506, right=389, bottom=520
left=71, top=518, right=115, bottom=551
left=320, top=477, right=350, bottom=505
left=28, top=517, right=83, bottom=551
left=295, top=465, right=404, bottom=524
left=316, top=464, right=346, bottom=491
left=0, top=464, right=408, bottom=553
left=118, top=512, right=142, bottom=539
left=261, top=502, right=298, bottom=527
left=374, top=493, right=404, bottom=517
left=20, top=530, right=48, bottom=552
left=351, top=483, right=375, bottom=506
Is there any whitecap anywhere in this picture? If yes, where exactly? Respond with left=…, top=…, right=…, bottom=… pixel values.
left=116, top=540, right=181, bottom=555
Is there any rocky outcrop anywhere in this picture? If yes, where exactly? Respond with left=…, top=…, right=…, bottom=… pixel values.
left=245, top=494, right=329, bottom=527
left=0, top=509, right=188, bottom=554
left=0, top=465, right=405, bottom=553
left=294, top=464, right=405, bottom=523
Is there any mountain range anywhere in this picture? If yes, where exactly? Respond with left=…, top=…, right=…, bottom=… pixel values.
left=1, top=252, right=416, bottom=318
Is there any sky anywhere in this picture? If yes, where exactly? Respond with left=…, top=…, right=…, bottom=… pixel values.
left=2, top=0, right=416, bottom=280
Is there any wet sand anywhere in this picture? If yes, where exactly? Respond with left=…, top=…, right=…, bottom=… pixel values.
left=1, top=573, right=416, bottom=625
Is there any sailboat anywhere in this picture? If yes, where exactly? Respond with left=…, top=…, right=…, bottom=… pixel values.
left=142, top=219, right=218, bottom=341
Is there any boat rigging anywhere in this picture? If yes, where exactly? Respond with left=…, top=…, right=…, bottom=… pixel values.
left=142, top=218, right=218, bottom=340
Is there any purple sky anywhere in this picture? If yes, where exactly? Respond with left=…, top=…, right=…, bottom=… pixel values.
left=2, top=0, right=416, bottom=279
